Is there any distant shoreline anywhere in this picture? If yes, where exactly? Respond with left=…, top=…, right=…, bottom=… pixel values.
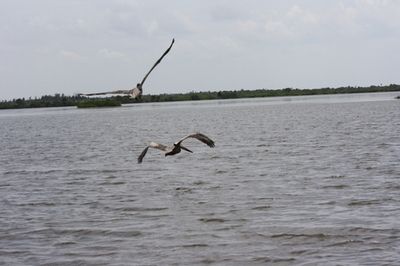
left=1, top=84, right=399, bottom=109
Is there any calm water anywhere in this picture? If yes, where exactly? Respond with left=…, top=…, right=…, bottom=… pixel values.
left=0, top=92, right=399, bottom=265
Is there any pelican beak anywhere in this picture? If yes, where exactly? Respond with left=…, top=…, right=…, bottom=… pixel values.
left=180, top=145, right=193, bottom=153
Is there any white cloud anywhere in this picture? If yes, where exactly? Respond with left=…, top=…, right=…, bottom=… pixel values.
left=59, top=50, right=86, bottom=61
left=286, top=5, right=318, bottom=25
left=357, top=0, right=391, bottom=6
left=264, top=21, right=293, bottom=38
left=98, top=48, right=125, bottom=59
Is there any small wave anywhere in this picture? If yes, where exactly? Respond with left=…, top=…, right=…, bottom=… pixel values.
left=15, top=202, right=56, bottom=207
left=175, top=187, right=193, bottom=192
left=67, top=169, right=127, bottom=175
left=199, top=218, right=226, bottom=223
left=272, top=258, right=296, bottom=263
left=0, top=250, right=27, bottom=256
left=39, top=259, right=89, bottom=266
left=348, top=199, right=382, bottom=206
left=98, top=181, right=126, bottom=185
left=3, top=169, right=64, bottom=175
left=252, top=257, right=272, bottom=263
left=61, top=251, right=118, bottom=258
left=347, top=227, right=400, bottom=234
left=318, top=200, right=336, bottom=205
left=215, top=224, right=243, bottom=231
left=53, top=241, right=76, bottom=247
left=27, top=228, right=143, bottom=238
left=325, top=239, right=364, bottom=247
left=64, top=181, right=82, bottom=185
left=253, top=257, right=295, bottom=263
left=326, top=175, right=346, bottom=179
left=106, top=230, right=142, bottom=237
left=290, top=249, right=308, bottom=255
left=182, top=243, right=209, bottom=248
left=385, top=184, right=400, bottom=190
left=215, top=170, right=228, bottom=174
left=193, top=180, right=208, bottom=185
left=271, top=233, right=328, bottom=240
left=256, top=197, right=274, bottom=200
left=251, top=205, right=271, bottom=210
left=197, top=258, right=217, bottom=264
left=100, top=169, right=118, bottom=173
left=360, top=247, right=385, bottom=253
left=111, top=206, right=168, bottom=212
left=322, top=184, right=349, bottom=189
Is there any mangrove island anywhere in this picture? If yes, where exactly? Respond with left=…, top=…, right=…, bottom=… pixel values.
left=1, top=84, right=399, bottom=109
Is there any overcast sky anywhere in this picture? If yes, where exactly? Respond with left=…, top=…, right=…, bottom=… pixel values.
left=1, top=0, right=399, bottom=100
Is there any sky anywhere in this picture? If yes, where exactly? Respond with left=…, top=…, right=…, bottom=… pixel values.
left=1, top=0, right=400, bottom=100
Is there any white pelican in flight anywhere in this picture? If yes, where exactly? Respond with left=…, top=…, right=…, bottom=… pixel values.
left=138, top=133, right=215, bottom=163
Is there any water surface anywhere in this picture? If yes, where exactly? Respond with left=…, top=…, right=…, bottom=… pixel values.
left=1, top=92, right=399, bottom=265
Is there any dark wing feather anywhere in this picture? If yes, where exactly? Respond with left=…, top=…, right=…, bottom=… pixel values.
left=178, top=133, right=215, bottom=148
left=138, top=146, right=150, bottom=164
left=140, top=38, right=175, bottom=86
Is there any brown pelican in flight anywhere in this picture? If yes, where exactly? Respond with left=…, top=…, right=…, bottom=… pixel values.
left=138, top=133, right=215, bottom=163
left=79, top=38, right=175, bottom=99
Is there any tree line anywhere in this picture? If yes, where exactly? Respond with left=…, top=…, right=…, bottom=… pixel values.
left=1, top=84, right=399, bottom=109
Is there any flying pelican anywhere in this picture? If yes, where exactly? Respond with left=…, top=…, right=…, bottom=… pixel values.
left=138, top=133, right=215, bottom=163
left=79, top=38, right=175, bottom=99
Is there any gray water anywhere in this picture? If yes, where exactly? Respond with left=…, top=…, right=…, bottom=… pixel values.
left=1, top=92, right=399, bottom=265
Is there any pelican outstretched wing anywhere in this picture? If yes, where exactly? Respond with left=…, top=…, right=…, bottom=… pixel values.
left=177, top=133, right=215, bottom=148
left=138, top=142, right=169, bottom=163
left=79, top=89, right=131, bottom=97
left=140, top=38, right=175, bottom=86
left=79, top=39, right=174, bottom=98
left=80, top=88, right=141, bottom=99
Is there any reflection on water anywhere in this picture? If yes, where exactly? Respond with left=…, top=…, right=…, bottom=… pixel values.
left=0, top=92, right=399, bottom=265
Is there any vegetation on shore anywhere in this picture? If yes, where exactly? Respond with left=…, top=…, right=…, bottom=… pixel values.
left=76, top=99, right=121, bottom=108
left=1, top=84, right=399, bottom=109
left=140, top=84, right=400, bottom=103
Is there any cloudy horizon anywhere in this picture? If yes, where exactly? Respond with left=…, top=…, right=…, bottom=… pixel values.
left=1, top=0, right=400, bottom=101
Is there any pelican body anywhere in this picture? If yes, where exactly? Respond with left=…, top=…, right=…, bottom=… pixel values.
left=138, top=133, right=215, bottom=163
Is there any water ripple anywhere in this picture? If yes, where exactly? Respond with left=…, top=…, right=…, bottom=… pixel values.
left=1, top=94, right=399, bottom=265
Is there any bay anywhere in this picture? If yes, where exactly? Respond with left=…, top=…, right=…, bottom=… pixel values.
left=0, top=92, right=399, bottom=265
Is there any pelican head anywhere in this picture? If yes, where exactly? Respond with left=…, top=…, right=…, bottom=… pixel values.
left=137, top=83, right=142, bottom=92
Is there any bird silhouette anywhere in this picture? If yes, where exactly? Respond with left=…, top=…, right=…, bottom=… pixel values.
left=138, top=133, right=215, bottom=163
left=79, top=38, right=175, bottom=99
